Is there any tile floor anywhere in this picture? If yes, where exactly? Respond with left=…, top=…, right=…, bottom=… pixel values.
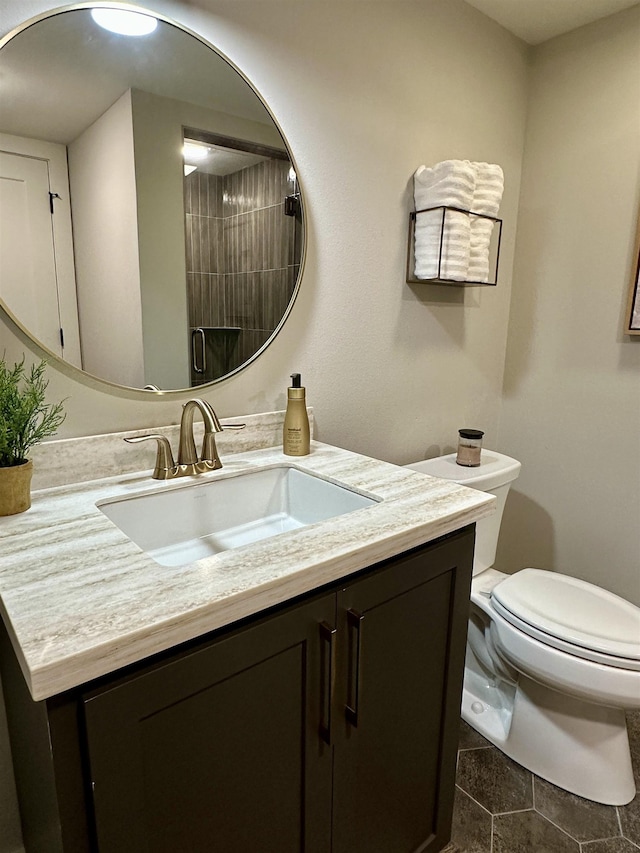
left=450, top=711, right=640, bottom=852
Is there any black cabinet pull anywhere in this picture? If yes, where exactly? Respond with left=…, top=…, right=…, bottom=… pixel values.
left=319, top=621, right=336, bottom=745
left=345, top=609, right=364, bottom=727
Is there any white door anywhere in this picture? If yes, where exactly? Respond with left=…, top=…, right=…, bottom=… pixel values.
left=0, top=147, right=81, bottom=365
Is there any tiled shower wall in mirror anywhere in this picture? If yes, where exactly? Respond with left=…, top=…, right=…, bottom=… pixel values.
left=185, top=157, right=301, bottom=384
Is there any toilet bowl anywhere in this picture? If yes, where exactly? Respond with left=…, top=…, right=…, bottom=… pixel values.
left=405, top=450, right=640, bottom=806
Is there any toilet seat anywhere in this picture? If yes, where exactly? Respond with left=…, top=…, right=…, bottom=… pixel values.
left=491, top=569, right=640, bottom=671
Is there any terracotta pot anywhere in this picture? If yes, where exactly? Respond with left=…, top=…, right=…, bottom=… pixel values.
left=0, top=460, right=33, bottom=516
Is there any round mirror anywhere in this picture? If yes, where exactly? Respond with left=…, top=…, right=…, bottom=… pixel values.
left=0, top=4, right=304, bottom=392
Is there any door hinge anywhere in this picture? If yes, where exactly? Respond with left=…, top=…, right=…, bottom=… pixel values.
left=49, top=191, right=61, bottom=214
left=59, top=328, right=64, bottom=348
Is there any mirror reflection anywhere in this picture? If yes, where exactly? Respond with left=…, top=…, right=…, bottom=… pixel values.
left=0, top=7, right=304, bottom=391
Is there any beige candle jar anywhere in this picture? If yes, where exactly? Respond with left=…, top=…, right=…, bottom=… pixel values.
left=456, top=429, right=484, bottom=467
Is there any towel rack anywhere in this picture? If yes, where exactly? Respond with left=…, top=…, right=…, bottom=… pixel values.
left=406, top=205, right=503, bottom=287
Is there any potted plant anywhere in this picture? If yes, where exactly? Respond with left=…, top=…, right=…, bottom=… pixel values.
left=0, top=357, right=66, bottom=516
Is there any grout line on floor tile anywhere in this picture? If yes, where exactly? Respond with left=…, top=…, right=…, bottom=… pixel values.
left=581, top=832, right=627, bottom=843
left=492, top=806, right=536, bottom=817
left=532, top=774, right=537, bottom=811
left=542, top=817, right=583, bottom=848
left=617, top=808, right=640, bottom=849
left=454, top=783, right=494, bottom=817
left=525, top=774, right=625, bottom=846
left=533, top=809, right=589, bottom=844
left=615, top=805, right=624, bottom=836
left=458, top=745, right=494, bottom=752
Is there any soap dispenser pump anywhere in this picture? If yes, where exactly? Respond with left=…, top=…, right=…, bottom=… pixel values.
left=283, top=373, right=310, bottom=456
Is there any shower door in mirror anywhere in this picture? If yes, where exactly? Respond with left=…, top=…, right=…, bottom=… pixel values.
left=183, top=133, right=302, bottom=384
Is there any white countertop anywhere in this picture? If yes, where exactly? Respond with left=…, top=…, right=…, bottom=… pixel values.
left=0, top=432, right=494, bottom=701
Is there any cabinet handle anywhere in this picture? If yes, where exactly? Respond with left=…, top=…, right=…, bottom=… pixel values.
left=345, top=609, right=364, bottom=727
left=319, top=621, right=336, bottom=745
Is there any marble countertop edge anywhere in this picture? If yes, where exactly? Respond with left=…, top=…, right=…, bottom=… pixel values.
left=1, top=434, right=494, bottom=701
left=23, top=499, right=492, bottom=701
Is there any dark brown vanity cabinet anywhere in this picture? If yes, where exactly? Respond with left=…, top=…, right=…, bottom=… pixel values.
left=1, top=526, right=473, bottom=853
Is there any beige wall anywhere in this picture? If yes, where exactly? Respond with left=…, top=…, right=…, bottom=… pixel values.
left=497, top=5, right=640, bottom=605
left=68, top=89, right=145, bottom=387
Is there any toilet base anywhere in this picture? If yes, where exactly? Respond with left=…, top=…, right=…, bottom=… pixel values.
left=462, top=667, right=636, bottom=806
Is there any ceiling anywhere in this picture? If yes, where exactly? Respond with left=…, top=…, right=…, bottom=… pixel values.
left=463, top=0, right=640, bottom=44
left=0, top=9, right=274, bottom=145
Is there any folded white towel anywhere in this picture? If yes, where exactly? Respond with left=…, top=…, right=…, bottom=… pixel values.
left=413, top=160, right=475, bottom=280
left=414, top=210, right=471, bottom=280
left=468, top=162, right=503, bottom=282
left=413, top=160, right=475, bottom=210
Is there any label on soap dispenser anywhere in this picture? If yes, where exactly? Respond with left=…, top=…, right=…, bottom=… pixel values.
left=285, top=424, right=305, bottom=454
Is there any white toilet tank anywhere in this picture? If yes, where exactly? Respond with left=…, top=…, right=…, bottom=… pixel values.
left=405, top=450, right=521, bottom=575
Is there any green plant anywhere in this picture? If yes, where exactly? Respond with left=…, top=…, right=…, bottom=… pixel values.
left=0, top=357, right=66, bottom=467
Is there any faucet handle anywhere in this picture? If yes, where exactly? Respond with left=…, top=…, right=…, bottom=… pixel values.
left=199, top=406, right=246, bottom=471
left=200, top=432, right=223, bottom=471
left=205, top=423, right=246, bottom=459
left=199, top=421, right=246, bottom=471
left=124, top=434, right=177, bottom=480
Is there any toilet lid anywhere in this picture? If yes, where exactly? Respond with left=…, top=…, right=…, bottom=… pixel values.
left=491, top=569, right=640, bottom=661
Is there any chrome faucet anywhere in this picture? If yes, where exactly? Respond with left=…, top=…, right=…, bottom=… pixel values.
left=125, top=399, right=244, bottom=479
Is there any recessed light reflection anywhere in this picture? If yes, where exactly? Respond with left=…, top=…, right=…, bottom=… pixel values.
left=90, top=8, right=158, bottom=37
left=182, top=142, right=210, bottom=162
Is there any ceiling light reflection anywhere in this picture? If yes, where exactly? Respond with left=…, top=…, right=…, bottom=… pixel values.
left=91, top=9, right=158, bottom=37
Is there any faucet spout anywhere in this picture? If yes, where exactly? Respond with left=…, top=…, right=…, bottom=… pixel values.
left=178, top=398, right=224, bottom=471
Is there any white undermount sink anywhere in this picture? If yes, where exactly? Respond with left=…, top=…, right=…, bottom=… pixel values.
left=97, top=464, right=379, bottom=567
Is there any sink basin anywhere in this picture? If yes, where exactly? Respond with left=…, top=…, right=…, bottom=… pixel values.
left=97, top=465, right=379, bottom=567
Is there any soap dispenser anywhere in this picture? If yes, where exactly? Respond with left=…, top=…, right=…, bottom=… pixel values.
left=283, top=373, right=310, bottom=456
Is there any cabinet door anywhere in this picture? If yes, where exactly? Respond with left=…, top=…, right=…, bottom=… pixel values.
left=332, top=529, right=473, bottom=853
left=82, top=594, right=335, bottom=853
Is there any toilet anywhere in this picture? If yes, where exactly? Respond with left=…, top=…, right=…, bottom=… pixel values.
left=406, top=450, right=640, bottom=806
